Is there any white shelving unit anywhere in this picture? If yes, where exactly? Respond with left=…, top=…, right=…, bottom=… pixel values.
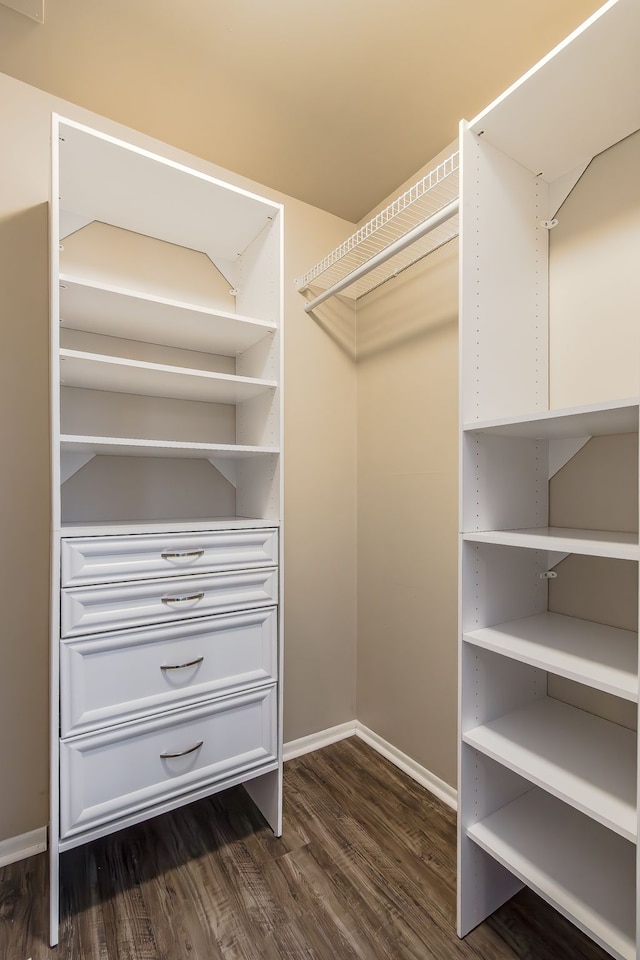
left=49, top=117, right=284, bottom=945
left=458, top=2, right=640, bottom=957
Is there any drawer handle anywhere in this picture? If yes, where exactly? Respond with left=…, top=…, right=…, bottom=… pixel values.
left=161, top=549, right=205, bottom=561
left=160, top=740, right=204, bottom=760
left=161, top=592, right=205, bottom=605
left=160, top=656, right=204, bottom=672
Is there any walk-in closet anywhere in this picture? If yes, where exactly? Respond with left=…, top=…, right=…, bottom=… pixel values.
left=0, top=1, right=638, bottom=958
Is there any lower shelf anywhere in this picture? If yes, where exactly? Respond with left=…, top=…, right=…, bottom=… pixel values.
left=462, top=696, right=637, bottom=841
left=467, top=788, right=636, bottom=960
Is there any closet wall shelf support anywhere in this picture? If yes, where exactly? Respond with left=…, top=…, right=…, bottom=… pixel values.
left=296, top=150, right=459, bottom=308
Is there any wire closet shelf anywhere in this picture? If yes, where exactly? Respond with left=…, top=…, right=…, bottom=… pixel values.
left=296, top=150, right=459, bottom=311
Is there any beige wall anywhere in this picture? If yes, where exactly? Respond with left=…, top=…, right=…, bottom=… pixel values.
left=355, top=242, right=459, bottom=787
left=0, top=71, right=357, bottom=842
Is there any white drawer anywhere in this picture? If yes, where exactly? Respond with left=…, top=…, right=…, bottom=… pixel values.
left=60, top=607, right=278, bottom=736
left=61, top=528, right=278, bottom=587
left=61, top=567, right=278, bottom=638
left=60, top=685, right=277, bottom=839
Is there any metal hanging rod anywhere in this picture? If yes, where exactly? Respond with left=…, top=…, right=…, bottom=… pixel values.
left=296, top=150, right=459, bottom=310
left=301, top=198, right=459, bottom=313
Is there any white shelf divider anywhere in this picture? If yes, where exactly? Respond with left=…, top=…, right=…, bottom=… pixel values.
left=463, top=527, right=640, bottom=562
left=60, top=436, right=278, bottom=460
left=467, top=788, right=636, bottom=960
left=59, top=275, right=276, bottom=355
left=59, top=349, right=276, bottom=404
left=464, top=612, right=638, bottom=702
left=463, top=697, right=637, bottom=842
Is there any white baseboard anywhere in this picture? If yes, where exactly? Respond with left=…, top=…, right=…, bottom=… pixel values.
left=284, top=720, right=457, bottom=810
left=283, top=720, right=357, bottom=761
left=355, top=722, right=457, bottom=810
left=0, top=826, right=47, bottom=869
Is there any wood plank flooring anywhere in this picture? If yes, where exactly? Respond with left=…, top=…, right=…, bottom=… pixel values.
left=0, top=737, right=611, bottom=959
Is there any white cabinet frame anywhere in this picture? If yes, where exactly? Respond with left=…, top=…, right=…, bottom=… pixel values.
left=458, top=2, right=640, bottom=957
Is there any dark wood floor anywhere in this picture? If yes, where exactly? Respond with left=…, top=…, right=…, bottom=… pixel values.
left=1, top=737, right=610, bottom=959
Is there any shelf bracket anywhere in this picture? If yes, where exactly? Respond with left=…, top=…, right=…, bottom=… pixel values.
left=548, top=437, right=590, bottom=478
left=208, top=457, right=238, bottom=488
left=0, top=0, right=44, bottom=22
left=60, top=452, right=95, bottom=483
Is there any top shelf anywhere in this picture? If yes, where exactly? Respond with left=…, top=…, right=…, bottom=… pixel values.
left=56, top=117, right=281, bottom=264
left=296, top=151, right=459, bottom=305
left=468, top=0, right=640, bottom=181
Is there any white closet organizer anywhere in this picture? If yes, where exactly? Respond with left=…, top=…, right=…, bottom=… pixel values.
left=458, top=3, right=640, bottom=959
left=296, top=150, right=459, bottom=310
left=49, top=117, right=284, bottom=946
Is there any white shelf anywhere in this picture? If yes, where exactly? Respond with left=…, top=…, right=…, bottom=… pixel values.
left=57, top=118, right=281, bottom=262
left=463, top=697, right=637, bottom=842
left=59, top=276, right=276, bottom=355
left=59, top=350, right=276, bottom=404
left=464, top=612, right=638, bottom=702
left=468, top=788, right=636, bottom=960
left=60, top=436, right=278, bottom=460
left=60, top=518, right=278, bottom=536
left=463, top=527, right=640, bottom=561
left=463, top=398, right=639, bottom=439
left=468, top=0, right=640, bottom=183
left=296, top=151, right=459, bottom=304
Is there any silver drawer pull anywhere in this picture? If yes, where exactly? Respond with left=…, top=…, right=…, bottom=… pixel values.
left=161, top=549, right=205, bottom=560
left=160, top=740, right=203, bottom=760
left=160, top=656, right=204, bottom=671
left=161, top=592, right=205, bottom=605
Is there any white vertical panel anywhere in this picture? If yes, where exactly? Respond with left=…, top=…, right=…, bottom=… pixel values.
left=461, top=644, right=546, bottom=733
left=461, top=542, right=547, bottom=634
left=49, top=117, right=62, bottom=948
left=243, top=768, right=282, bottom=835
left=462, top=433, right=548, bottom=532
left=460, top=124, right=549, bottom=423
left=236, top=455, right=280, bottom=521
left=235, top=209, right=282, bottom=526
left=236, top=211, right=282, bottom=325
left=236, top=390, right=279, bottom=449
left=457, top=749, right=529, bottom=935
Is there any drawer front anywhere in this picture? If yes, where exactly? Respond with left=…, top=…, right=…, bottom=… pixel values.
left=61, top=567, right=278, bottom=638
left=60, top=607, right=278, bottom=736
left=60, top=685, right=277, bottom=838
left=61, top=528, right=278, bottom=587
